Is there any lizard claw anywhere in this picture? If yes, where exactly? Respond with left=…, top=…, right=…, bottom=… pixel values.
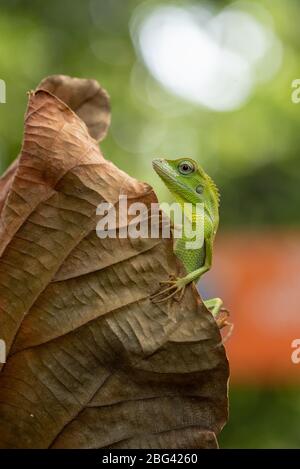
left=216, top=308, right=234, bottom=343
left=216, top=307, right=230, bottom=329
left=150, top=275, right=186, bottom=304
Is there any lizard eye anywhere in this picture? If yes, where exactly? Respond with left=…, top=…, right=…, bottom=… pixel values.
left=196, top=184, right=203, bottom=194
left=178, top=161, right=194, bottom=175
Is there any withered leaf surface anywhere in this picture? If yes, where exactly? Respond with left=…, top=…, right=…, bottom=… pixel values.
left=0, top=75, right=229, bottom=449
left=38, top=74, right=111, bottom=142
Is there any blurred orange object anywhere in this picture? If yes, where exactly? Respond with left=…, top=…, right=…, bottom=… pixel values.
left=201, top=231, right=300, bottom=384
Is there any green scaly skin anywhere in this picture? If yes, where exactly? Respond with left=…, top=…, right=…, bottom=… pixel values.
left=150, top=157, right=225, bottom=318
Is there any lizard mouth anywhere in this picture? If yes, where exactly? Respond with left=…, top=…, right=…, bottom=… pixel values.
left=152, top=159, right=195, bottom=197
left=152, top=159, right=178, bottom=183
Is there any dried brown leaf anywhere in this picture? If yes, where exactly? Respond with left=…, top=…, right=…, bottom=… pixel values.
left=38, top=74, right=111, bottom=142
left=0, top=76, right=229, bottom=449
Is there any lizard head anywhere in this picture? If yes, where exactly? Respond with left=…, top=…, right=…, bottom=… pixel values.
left=152, top=157, right=220, bottom=207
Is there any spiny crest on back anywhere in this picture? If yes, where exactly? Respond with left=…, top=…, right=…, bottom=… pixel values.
left=206, top=173, right=220, bottom=206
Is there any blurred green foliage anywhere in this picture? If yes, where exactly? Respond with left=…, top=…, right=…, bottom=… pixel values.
left=0, top=0, right=300, bottom=227
left=220, top=386, right=300, bottom=448
left=0, top=0, right=299, bottom=448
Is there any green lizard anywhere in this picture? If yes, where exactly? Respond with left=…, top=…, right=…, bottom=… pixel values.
left=150, top=157, right=226, bottom=319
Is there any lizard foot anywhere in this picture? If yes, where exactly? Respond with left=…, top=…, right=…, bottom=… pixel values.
left=150, top=275, right=186, bottom=304
left=216, top=307, right=230, bottom=328
left=216, top=308, right=234, bottom=343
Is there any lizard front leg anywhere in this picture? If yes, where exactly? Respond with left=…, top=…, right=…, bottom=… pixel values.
left=150, top=266, right=208, bottom=303
left=150, top=235, right=212, bottom=304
